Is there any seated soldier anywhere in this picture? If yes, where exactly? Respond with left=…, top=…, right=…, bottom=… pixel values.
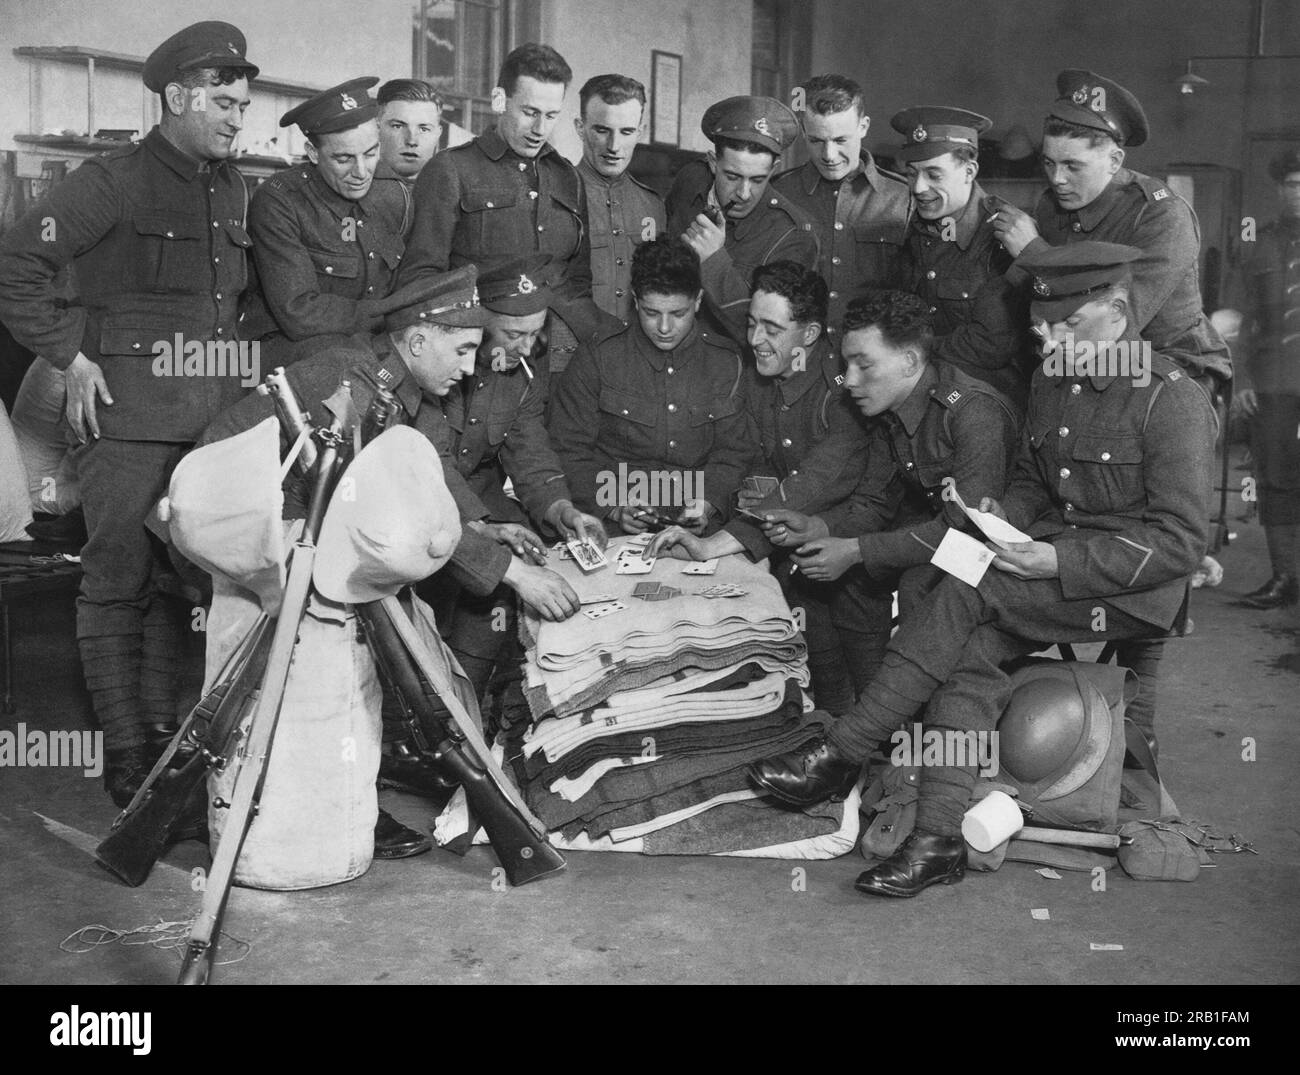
left=421, top=253, right=607, bottom=709
left=748, top=242, right=1217, bottom=898
left=646, top=262, right=888, bottom=711
left=763, top=288, right=1020, bottom=635
left=550, top=237, right=758, bottom=537
left=199, top=266, right=584, bottom=856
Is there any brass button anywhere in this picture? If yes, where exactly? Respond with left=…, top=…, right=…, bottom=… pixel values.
left=470, top=417, right=480, bottom=424
left=1060, top=467, right=1070, bottom=479
left=131, top=342, right=141, bottom=350
left=165, top=230, right=175, bottom=238
left=486, top=201, right=495, bottom=208
left=667, top=403, right=677, bottom=413
left=834, top=222, right=844, bottom=230
left=1071, top=384, right=1082, bottom=395
left=925, top=270, right=936, bottom=280
left=615, top=288, right=624, bottom=297
left=905, top=461, right=914, bottom=470
left=831, top=256, right=841, bottom=265
left=667, top=367, right=674, bottom=374
left=1058, top=426, right=1069, bottom=437
left=621, top=408, right=629, bottom=415
left=781, top=437, right=793, bottom=447
left=769, top=197, right=778, bottom=205
left=325, top=266, right=334, bottom=274
left=668, top=439, right=677, bottom=448
left=1065, top=502, right=1074, bottom=512
left=1101, top=451, right=1111, bottom=461
left=829, top=290, right=839, bottom=299
left=537, top=225, right=545, bottom=232
left=367, top=252, right=374, bottom=259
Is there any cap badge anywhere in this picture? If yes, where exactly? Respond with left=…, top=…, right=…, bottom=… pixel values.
left=518, top=274, right=535, bottom=294
left=912, top=124, right=928, bottom=142
left=227, top=43, right=239, bottom=54
left=754, top=117, right=772, bottom=137
left=1072, top=87, right=1089, bottom=105
left=340, top=92, right=358, bottom=111
left=1032, top=277, right=1051, bottom=297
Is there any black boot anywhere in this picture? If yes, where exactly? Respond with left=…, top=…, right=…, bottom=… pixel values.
left=1242, top=572, right=1299, bottom=609
left=747, top=737, right=860, bottom=806
left=103, top=744, right=153, bottom=809
left=374, top=809, right=432, bottom=859
left=378, top=741, right=455, bottom=803
left=854, top=830, right=967, bottom=898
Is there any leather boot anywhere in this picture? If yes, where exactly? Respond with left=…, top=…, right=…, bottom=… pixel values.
left=378, top=741, right=456, bottom=803
left=374, top=809, right=432, bottom=859
left=1242, top=572, right=1298, bottom=609
left=103, top=744, right=153, bottom=809
left=854, top=830, right=967, bottom=898
left=747, top=737, right=860, bottom=806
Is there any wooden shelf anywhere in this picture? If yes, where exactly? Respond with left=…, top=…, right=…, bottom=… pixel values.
left=14, top=45, right=324, bottom=98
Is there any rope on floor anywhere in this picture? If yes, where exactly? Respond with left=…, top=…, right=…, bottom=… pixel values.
left=59, top=918, right=252, bottom=966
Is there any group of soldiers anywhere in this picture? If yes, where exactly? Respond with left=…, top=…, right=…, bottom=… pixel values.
left=1, top=16, right=1291, bottom=899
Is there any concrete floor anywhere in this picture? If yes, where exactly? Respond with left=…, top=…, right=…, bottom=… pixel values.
left=2, top=478, right=1297, bottom=985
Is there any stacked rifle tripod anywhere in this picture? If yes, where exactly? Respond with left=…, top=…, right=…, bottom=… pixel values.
left=94, top=370, right=565, bottom=985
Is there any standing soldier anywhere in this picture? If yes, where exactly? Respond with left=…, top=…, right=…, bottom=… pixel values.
left=1226, top=149, right=1300, bottom=608
left=573, top=74, right=667, bottom=333
left=399, top=42, right=601, bottom=366
left=890, top=106, right=1029, bottom=404
left=666, top=95, right=819, bottom=343
left=375, top=78, right=445, bottom=188
left=243, top=78, right=411, bottom=360
left=773, top=74, right=911, bottom=344
left=0, top=21, right=259, bottom=805
left=991, top=69, right=1231, bottom=392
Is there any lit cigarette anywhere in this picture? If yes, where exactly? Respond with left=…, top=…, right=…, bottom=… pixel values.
left=518, top=354, right=534, bottom=380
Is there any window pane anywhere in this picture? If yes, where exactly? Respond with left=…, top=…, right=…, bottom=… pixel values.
left=418, top=0, right=500, bottom=99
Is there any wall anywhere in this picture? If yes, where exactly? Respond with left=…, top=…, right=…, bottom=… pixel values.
left=810, top=0, right=1300, bottom=200
left=541, top=0, right=753, bottom=162
left=0, top=0, right=414, bottom=176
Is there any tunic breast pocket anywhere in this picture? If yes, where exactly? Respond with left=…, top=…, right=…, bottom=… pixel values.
left=306, top=246, right=361, bottom=288
left=598, top=385, right=656, bottom=458
left=1070, top=433, right=1144, bottom=511
left=852, top=222, right=903, bottom=287
left=221, top=221, right=252, bottom=294
left=548, top=186, right=584, bottom=258
left=685, top=395, right=739, bottom=462
left=934, top=276, right=979, bottom=328
left=133, top=211, right=209, bottom=293
left=459, top=190, right=520, bottom=255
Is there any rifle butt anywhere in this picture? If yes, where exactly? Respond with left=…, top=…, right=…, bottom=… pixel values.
left=95, top=757, right=208, bottom=887
left=440, top=743, right=565, bottom=886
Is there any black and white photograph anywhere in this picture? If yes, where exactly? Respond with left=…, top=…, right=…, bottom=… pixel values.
left=0, top=0, right=1294, bottom=1017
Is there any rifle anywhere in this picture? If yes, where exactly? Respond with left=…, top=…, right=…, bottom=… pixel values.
left=177, top=382, right=349, bottom=986
left=94, top=613, right=273, bottom=887
left=356, top=595, right=564, bottom=887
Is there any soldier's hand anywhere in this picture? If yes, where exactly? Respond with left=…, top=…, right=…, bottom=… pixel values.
left=1236, top=388, right=1259, bottom=418
left=64, top=352, right=113, bottom=443
left=735, top=487, right=765, bottom=510
left=977, top=496, right=1009, bottom=522
left=485, top=522, right=548, bottom=565
left=646, top=525, right=708, bottom=561
left=792, top=537, right=860, bottom=582
left=504, top=562, right=580, bottom=621
left=991, top=540, right=1059, bottom=579
left=761, top=508, right=828, bottom=547
left=988, top=202, right=1039, bottom=258
left=554, top=502, right=608, bottom=550
left=609, top=505, right=652, bottom=535
left=682, top=212, right=726, bottom=260
left=675, top=499, right=716, bottom=535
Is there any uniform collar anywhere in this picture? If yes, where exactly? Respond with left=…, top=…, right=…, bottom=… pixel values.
left=913, top=181, right=984, bottom=250
left=374, top=158, right=416, bottom=188
left=772, top=336, right=838, bottom=404
left=1085, top=323, right=1144, bottom=390
left=146, top=126, right=217, bottom=182
left=578, top=158, right=631, bottom=189
left=368, top=334, right=424, bottom=415
left=1071, top=167, right=1133, bottom=231
left=891, top=363, right=939, bottom=436
left=634, top=321, right=699, bottom=370
left=478, top=125, right=555, bottom=163
left=732, top=190, right=787, bottom=241
left=307, top=166, right=370, bottom=220
left=797, top=150, right=881, bottom=196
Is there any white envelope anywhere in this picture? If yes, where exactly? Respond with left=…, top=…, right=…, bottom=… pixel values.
left=931, top=528, right=996, bottom=588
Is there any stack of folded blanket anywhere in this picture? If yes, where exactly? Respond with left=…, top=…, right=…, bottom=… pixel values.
left=508, top=539, right=860, bottom=857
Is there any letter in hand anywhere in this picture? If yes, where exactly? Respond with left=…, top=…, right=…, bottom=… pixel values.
left=976, top=496, right=1008, bottom=522
left=64, top=353, right=114, bottom=443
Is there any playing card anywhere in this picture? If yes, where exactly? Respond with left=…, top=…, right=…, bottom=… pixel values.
left=697, top=584, right=747, bottom=598
left=641, top=591, right=672, bottom=601
left=616, top=555, right=655, bottom=575
left=582, top=600, right=626, bottom=620
left=567, top=538, right=608, bottom=573
left=580, top=593, right=617, bottom=605
left=632, top=582, right=660, bottom=596
left=745, top=476, right=781, bottom=497
left=681, top=559, right=719, bottom=575
left=555, top=542, right=574, bottom=560
left=623, top=533, right=654, bottom=547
